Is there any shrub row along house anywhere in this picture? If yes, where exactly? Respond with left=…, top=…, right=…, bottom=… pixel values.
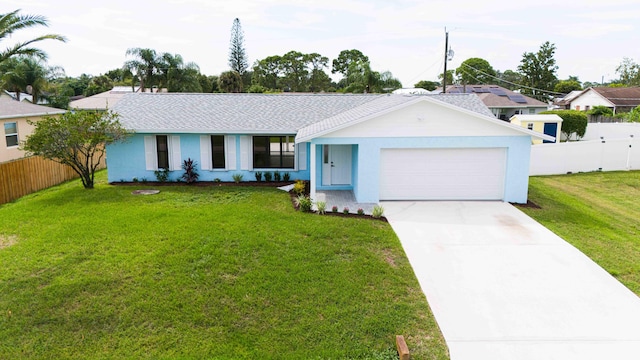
left=107, top=93, right=551, bottom=204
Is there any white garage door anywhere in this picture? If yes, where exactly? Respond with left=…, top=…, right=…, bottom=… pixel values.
left=380, top=148, right=507, bottom=200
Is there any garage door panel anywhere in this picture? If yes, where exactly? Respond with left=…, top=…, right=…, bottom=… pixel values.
left=380, top=148, right=506, bottom=200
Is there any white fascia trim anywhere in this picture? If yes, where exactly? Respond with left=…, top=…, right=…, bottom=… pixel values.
left=0, top=111, right=66, bottom=120
left=296, top=96, right=553, bottom=143
left=133, top=128, right=298, bottom=135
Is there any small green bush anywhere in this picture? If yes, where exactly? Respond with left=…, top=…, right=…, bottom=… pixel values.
left=254, top=172, right=263, bottom=182
left=294, top=195, right=313, bottom=212
left=541, top=110, right=587, bottom=140
left=232, top=173, right=243, bottom=183
left=331, top=205, right=338, bottom=213
left=181, top=158, right=200, bottom=184
left=293, top=180, right=306, bottom=195
left=154, top=168, right=170, bottom=182
left=357, top=208, right=364, bottom=215
left=264, top=172, right=273, bottom=182
left=372, top=205, right=385, bottom=219
left=274, top=170, right=281, bottom=181
left=343, top=207, right=349, bottom=214
left=283, top=172, right=290, bottom=181
left=316, top=201, right=326, bottom=215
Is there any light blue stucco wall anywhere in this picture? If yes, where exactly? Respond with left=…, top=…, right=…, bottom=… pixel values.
left=310, top=136, right=532, bottom=204
left=106, top=133, right=310, bottom=183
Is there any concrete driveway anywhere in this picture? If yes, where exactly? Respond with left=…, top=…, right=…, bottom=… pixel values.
left=383, top=201, right=640, bottom=360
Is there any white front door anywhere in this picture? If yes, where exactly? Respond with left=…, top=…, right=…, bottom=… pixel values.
left=322, top=145, right=352, bottom=186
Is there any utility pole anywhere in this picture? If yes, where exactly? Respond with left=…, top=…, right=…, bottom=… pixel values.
left=443, top=28, right=449, bottom=93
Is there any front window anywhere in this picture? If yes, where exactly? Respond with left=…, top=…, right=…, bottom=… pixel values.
left=253, top=135, right=295, bottom=168
left=4, top=122, right=18, bottom=147
left=156, top=135, right=169, bottom=169
left=211, top=135, right=225, bottom=169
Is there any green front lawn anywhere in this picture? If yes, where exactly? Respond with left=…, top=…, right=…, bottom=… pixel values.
left=0, top=171, right=448, bottom=359
left=521, top=171, right=640, bottom=295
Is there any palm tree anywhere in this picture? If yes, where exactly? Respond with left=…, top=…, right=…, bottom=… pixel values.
left=0, top=56, right=64, bottom=103
left=159, top=53, right=201, bottom=92
left=123, top=48, right=162, bottom=92
left=0, top=9, right=67, bottom=64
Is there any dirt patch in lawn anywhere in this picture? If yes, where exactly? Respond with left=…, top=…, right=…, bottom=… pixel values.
left=0, top=234, right=18, bottom=249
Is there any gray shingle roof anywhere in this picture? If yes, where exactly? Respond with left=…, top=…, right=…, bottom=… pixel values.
left=112, top=93, right=384, bottom=133
left=295, top=94, right=497, bottom=141
left=113, top=93, right=495, bottom=136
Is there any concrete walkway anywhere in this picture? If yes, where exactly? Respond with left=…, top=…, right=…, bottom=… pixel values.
left=383, top=201, right=640, bottom=360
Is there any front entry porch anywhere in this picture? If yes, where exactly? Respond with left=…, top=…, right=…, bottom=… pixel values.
left=314, top=190, right=377, bottom=215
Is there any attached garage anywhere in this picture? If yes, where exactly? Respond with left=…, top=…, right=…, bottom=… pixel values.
left=295, top=94, right=553, bottom=204
left=379, top=148, right=507, bottom=200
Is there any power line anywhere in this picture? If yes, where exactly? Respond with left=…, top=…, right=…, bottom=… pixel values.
left=460, top=62, right=565, bottom=97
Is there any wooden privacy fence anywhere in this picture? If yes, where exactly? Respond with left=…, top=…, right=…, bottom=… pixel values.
left=0, top=155, right=106, bottom=205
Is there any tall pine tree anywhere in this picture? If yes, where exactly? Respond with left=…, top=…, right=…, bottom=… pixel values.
left=228, top=18, right=248, bottom=75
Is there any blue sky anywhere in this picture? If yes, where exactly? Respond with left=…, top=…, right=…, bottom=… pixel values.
left=3, top=0, right=640, bottom=87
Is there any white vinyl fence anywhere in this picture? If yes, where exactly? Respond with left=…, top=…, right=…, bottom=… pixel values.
left=530, top=137, right=640, bottom=175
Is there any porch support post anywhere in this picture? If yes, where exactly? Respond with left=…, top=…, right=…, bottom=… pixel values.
left=309, top=143, right=317, bottom=204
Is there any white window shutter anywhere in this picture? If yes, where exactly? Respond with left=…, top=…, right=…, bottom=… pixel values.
left=297, top=143, right=307, bottom=171
left=169, top=135, right=181, bottom=171
left=200, top=135, right=212, bottom=170
left=144, top=136, right=157, bottom=170
left=240, top=135, right=251, bottom=170
left=226, top=135, right=237, bottom=170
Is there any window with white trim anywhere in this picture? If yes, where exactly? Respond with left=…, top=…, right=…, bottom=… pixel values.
left=144, top=135, right=181, bottom=171
left=156, top=135, right=169, bottom=169
left=211, top=135, right=225, bottom=169
left=4, top=122, right=18, bottom=147
left=252, top=135, right=295, bottom=169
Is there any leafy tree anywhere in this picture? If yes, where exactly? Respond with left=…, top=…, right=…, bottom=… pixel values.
left=198, top=74, right=218, bottom=93
left=587, top=105, right=613, bottom=117
left=378, top=71, right=402, bottom=92
left=615, top=57, right=640, bottom=86
left=496, top=69, right=523, bottom=90
left=518, top=41, right=559, bottom=97
left=84, top=74, right=113, bottom=96
left=332, top=49, right=369, bottom=87
left=306, top=53, right=330, bottom=92
left=280, top=50, right=309, bottom=92
left=625, top=105, right=640, bottom=123
left=123, top=48, right=162, bottom=92
left=218, top=71, right=242, bottom=93
left=247, top=84, right=268, bottom=93
left=22, top=110, right=132, bottom=189
left=414, top=80, right=439, bottom=91
left=0, top=9, right=67, bottom=64
left=252, top=55, right=282, bottom=90
left=554, top=79, right=582, bottom=94
left=228, top=18, right=248, bottom=76
left=438, top=70, right=455, bottom=86
left=455, top=58, right=496, bottom=84
left=541, top=110, right=587, bottom=141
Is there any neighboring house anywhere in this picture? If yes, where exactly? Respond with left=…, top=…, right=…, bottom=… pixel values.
left=0, top=96, right=66, bottom=163
left=569, top=87, right=640, bottom=114
left=553, top=90, right=583, bottom=110
left=2, top=90, right=49, bottom=105
left=439, top=84, right=549, bottom=120
left=107, top=93, right=551, bottom=204
left=510, top=114, right=563, bottom=144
